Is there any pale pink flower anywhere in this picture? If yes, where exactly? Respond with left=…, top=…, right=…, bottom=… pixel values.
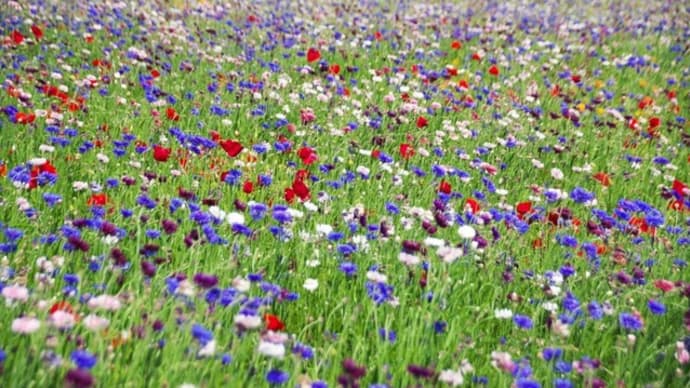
left=49, top=310, right=76, bottom=329
left=83, top=314, right=110, bottom=331
left=12, top=316, right=41, bottom=334
left=87, top=294, right=122, bottom=311
left=2, top=284, right=29, bottom=302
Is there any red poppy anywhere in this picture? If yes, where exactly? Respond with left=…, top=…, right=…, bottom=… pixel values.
left=10, top=30, right=24, bottom=45
left=464, top=198, right=480, bottom=214
left=15, top=112, right=36, bottom=124
left=242, top=180, right=254, bottom=194
left=570, top=74, right=581, bottom=83
left=166, top=107, right=179, bottom=121
left=284, top=187, right=296, bottom=203
left=399, top=143, right=415, bottom=159
left=516, top=201, right=533, bottom=219
left=629, top=216, right=655, bottom=236
left=87, top=193, right=108, bottom=206
left=673, top=179, right=688, bottom=197
left=371, top=149, right=381, bottom=159
left=451, top=40, right=462, bottom=49
left=292, top=179, right=310, bottom=201
left=638, top=96, right=653, bottom=110
left=438, top=180, right=451, bottom=194
left=550, top=85, right=560, bottom=96
left=488, top=65, right=499, bottom=76
left=374, top=31, right=383, bottom=41
left=532, top=238, right=544, bottom=249
left=593, top=172, right=611, bottom=187
left=471, top=52, right=482, bottom=61
left=153, top=145, right=172, bottom=162
left=329, top=64, right=340, bottom=75
left=297, top=146, right=318, bottom=165
left=31, top=25, right=43, bottom=40
left=151, top=69, right=160, bottom=78
left=306, top=48, right=320, bottom=63
left=220, top=139, right=243, bottom=157
left=209, top=130, right=221, bottom=142
left=264, top=313, right=285, bottom=331
left=648, top=117, right=660, bottom=129
left=653, top=279, right=675, bottom=293
left=458, top=79, right=469, bottom=89
left=416, top=116, right=428, bottom=128
left=49, top=301, right=74, bottom=315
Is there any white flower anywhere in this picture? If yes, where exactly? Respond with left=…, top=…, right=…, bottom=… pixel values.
left=494, top=308, right=513, bottom=319
left=72, top=181, right=89, bottom=191
left=366, top=271, right=388, bottom=283
left=225, top=211, right=245, bottom=225
left=306, top=259, right=320, bottom=267
left=83, top=314, right=109, bottom=331
left=315, top=224, right=333, bottom=236
left=457, top=225, right=476, bottom=239
left=424, top=237, right=445, bottom=247
left=198, top=340, right=216, bottom=357
left=234, top=314, right=261, bottom=329
left=49, top=310, right=76, bottom=329
left=39, top=144, right=55, bottom=153
left=439, top=369, right=464, bottom=386
left=2, top=284, right=29, bottom=302
left=399, top=252, right=420, bottom=266
left=257, top=340, right=285, bottom=358
left=232, top=277, right=251, bottom=292
left=87, top=294, right=122, bottom=311
left=28, top=158, right=47, bottom=166
left=303, top=278, right=319, bottom=292
left=303, top=201, right=318, bottom=212
left=438, top=246, right=463, bottom=264
left=550, top=168, right=564, bottom=180
left=96, top=153, right=110, bottom=163
left=12, top=316, right=41, bottom=334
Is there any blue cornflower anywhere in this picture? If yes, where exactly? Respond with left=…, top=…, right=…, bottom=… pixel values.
left=587, top=301, right=604, bottom=320
left=542, top=348, right=563, bottom=361
left=570, top=187, right=595, bottom=204
left=43, top=193, right=63, bottom=207
left=191, top=324, right=214, bottom=345
left=4, top=228, right=24, bottom=242
left=553, top=378, right=574, bottom=388
left=619, top=312, right=643, bottom=331
left=647, top=300, right=666, bottom=315
left=515, top=378, right=541, bottom=388
left=513, top=314, right=533, bottom=330
left=266, top=369, right=289, bottom=385
left=339, top=262, right=357, bottom=277
left=378, top=328, right=397, bottom=343
left=70, top=350, right=97, bottom=370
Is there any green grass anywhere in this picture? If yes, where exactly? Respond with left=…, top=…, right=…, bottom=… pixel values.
left=0, top=1, right=689, bottom=387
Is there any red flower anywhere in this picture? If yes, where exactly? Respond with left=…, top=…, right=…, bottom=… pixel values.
left=416, top=116, right=428, bottom=128
left=653, top=279, right=675, bottom=293
left=10, top=30, right=24, bottom=45
left=264, top=313, right=285, bottom=331
left=593, top=172, right=611, bottom=187
left=638, top=96, right=653, bottom=110
left=648, top=117, right=660, bottom=129
left=438, top=180, right=451, bottom=194
left=399, top=143, right=415, bottom=159
left=151, top=69, right=160, bottom=78
left=220, top=139, right=243, bottom=157
left=166, top=107, right=179, bottom=121
left=292, top=179, right=311, bottom=201
left=451, top=40, right=462, bottom=49
left=471, top=52, right=482, bottom=61
left=242, top=180, right=254, bottom=194
left=464, top=198, right=480, bottom=214
left=284, top=188, right=296, bottom=203
left=329, top=64, right=340, bottom=75
left=673, top=179, right=688, bottom=198
left=570, top=74, right=581, bottom=83
left=87, top=193, right=108, bottom=206
left=209, top=130, right=221, bottom=142
left=516, top=201, right=533, bottom=218
left=488, top=65, right=499, bottom=76
left=297, top=147, right=318, bottom=165
left=458, top=79, right=469, bottom=89
left=49, top=301, right=74, bottom=315
left=31, top=25, right=43, bottom=40
left=306, top=48, right=320, bottom=63
left=371, top=149, right=381, bottom=159
left=374, top=31, right=383, bottom=41
left=152, top=145, right=171, bottom=162
left=15, top=112, right=36, bottom=124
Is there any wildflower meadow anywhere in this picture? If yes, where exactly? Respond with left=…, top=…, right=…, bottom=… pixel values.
left=0, top=1, right=689, bottom=387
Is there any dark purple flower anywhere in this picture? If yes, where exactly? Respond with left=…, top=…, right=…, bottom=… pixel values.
left=64, top=368, right=94, bottom=388
left=407, top=364, right=436, bottom=379
left=193, top=273, right=218, bottom=289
